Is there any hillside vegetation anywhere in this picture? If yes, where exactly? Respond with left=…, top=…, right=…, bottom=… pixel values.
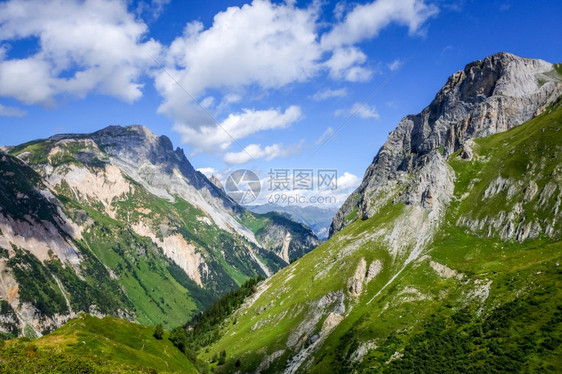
left=0, top=125, right=317, bottom=335
left=0, top=314, right=197, bottom=373
left=199, top=99, right=562, bottom=373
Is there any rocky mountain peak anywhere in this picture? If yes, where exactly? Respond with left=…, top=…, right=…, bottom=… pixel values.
left=331, top=53, right=562, bottom=236
left=85, top=125, right=249, bottom=234
left=92, top=125, right=186, bottom=169
left=36, top=124, right=246, bottom=240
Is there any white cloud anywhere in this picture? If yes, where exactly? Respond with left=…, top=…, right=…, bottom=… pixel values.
left=333, top=2, right=347, bottom=20
left=0, top=58, right=54, bottom=105
left=174, top=105, right=303, bottom=155
left=353, top=103, right=379, bottom=119
left=157, top=0, right=438, bottom=154
left=0, top=0, right=161, bottom=105
left=196, top=167, right=218, bottom=178
left=155, top=0, right=322, bottom=126
left=221, top=93, right=242, bottom=106
left=200, top=96, right=215, bottom=108
left=324, top=46, right=372, bottom=82
left=322, top=0, right=439, bottom=48
left=315, top=127, right=334, bottom=145
left=0, top=104, right=26, bottom=117
left=388, top=58, right=403, bottom=71
left=337, top=172, right=361, bottom=190
left=311, top=88, right=347, bottom=101
left=335, top=102, right=379, bottom=119
left=223, top=141, right=303, bottom=165
left=216, top=93, right=243, bottom=114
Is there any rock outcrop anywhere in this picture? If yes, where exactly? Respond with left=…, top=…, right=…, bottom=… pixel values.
left=331, top=53, right=562, bottom=236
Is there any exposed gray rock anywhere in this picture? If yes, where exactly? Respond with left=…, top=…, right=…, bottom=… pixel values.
left=1, top=126, right=320, bottom=336
left=253, top=218, right=320, bottom=263
left=332, top=53, right=562, bottom=236
left=89, top=126, right=256, bottom=242
left=208, top=175, right=225, bottom=193
left=348, top=258, right=367, bottom=296
left=366, top=260, right=382, bottom=282
left=523, top=180, right=539, bottom=202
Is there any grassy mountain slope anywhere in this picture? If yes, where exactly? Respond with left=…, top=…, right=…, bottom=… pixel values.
left=1, top=128, right=316, bottom=335
left=0, top=148, right=212, bottom=331
left=0, top=314, right=197, bottom=373
left=199, top=100, right=562, bottom=372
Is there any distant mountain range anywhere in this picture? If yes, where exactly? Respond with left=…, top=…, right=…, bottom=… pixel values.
left=245, top=204, right=338, bottom=240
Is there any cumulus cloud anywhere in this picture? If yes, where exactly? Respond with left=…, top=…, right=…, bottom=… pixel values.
left=223, top=141, right=303, bottom=165
left=0, top=0, right=161, bottom=105
left=337, top=172, right=361, bottom=190
left=174, top=105, right=302, bottom=155
left=311, top=88, right=348, bottom=101
left=0, top=0, right=438, bottom=159
left=0, top=104, right=26, bottom=117
left=335, top=102, right=379, bottom=119
left=323, top=46, right=373, bottom=82
left=321, top=0, right=439, bottom=48
left=155, top=0, right=322, bottom=125
left=156, top=0, right=437, bottom=154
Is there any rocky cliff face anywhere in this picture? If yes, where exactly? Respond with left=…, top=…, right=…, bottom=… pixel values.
left=89, top=126, right=255, bottom=242
left=0, top=126, right=318, bottom=337
left=200, top=54, right=562, bottom=373
left=331, top=52, right=562, bottom=236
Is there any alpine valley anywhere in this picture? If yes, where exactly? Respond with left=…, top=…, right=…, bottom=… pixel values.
left=1, top=52, right=561, bottom=374
left=199, top=53, right=562, bottom=373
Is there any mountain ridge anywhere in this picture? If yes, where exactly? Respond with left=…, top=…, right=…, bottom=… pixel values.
left=0, top=125, right=319, bottom=336
left=197, top=53, right=562, bottom=373
left=245, top=204, right=338, bottom=240
left=331, top=52, right=562, bottom=236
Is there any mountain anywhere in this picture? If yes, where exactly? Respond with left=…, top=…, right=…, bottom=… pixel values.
left=245, top=204, right=338, bottom=240
left=0, top=125, right=318, bottom=337
left=332, top=52, right=562, bottom=236
left=197, top=53, right=562, bottom=372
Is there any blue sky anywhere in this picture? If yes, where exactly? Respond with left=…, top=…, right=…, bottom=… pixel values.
left=0, top=0, right=561, bottom=207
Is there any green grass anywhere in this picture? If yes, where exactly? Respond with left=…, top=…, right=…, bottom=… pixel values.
left=79, top=223, right=201, bottom=328
left=8, top=140, right=50, bottom=164
left=0, top=314, right=198, bottom=373
left=380, top=265, right=561, bottom=373
left=3, top=131, right=319, bottom=337
left=345, top=205, right=358, bottom=221
left=200, top=199, right=408, bottom=370
left=43, top=314, right=198, bottom=372
left=200, top=100, right=562, bottom=372
left=239, top=210, right=269, bottom=233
